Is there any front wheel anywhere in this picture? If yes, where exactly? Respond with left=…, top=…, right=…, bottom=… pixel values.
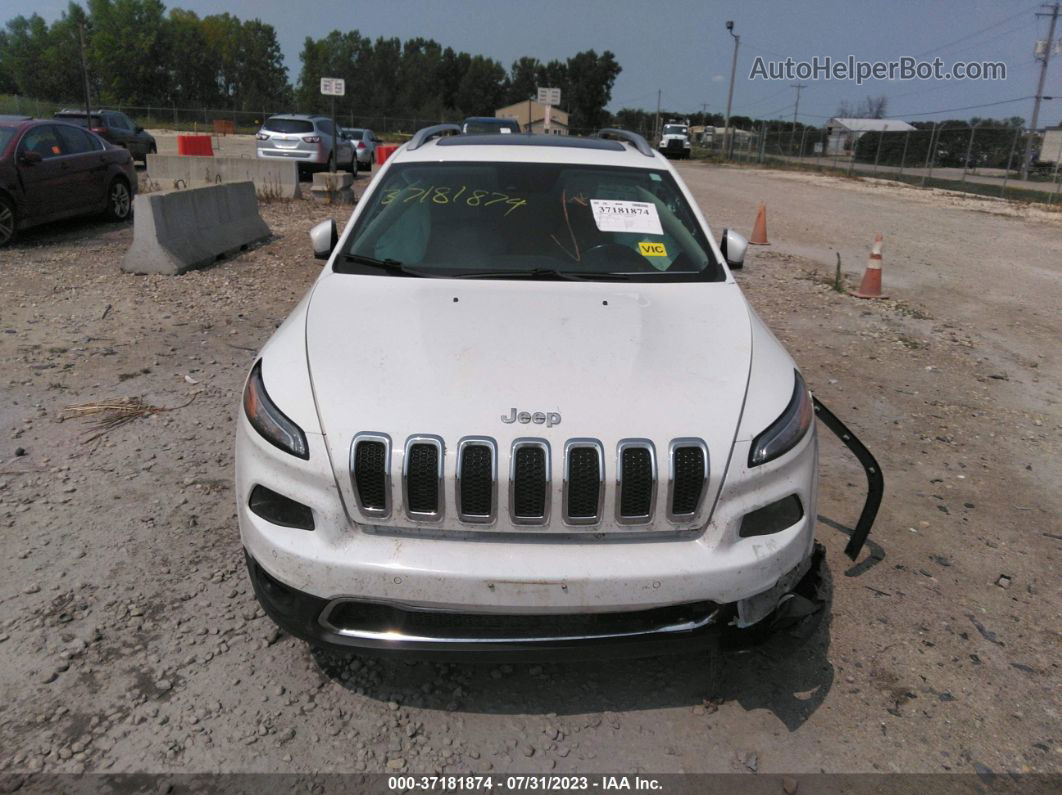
left=103, top=178, right=132, bottom=221
left=0, top=197, right=16, bottom=247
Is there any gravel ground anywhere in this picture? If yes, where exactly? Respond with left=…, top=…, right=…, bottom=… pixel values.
left=0, top=165, right=1058, bottom=782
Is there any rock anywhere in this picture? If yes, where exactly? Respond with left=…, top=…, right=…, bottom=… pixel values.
left=23, top=583, right=40, bottom=594
left=743, top=751, right=758, bottom=772
left=783, top=776, right=798, bottom=794
left=387, top=758, right=405, bottom=770
left=15, top=447, right=25, bottom=457
left=996, top=575, right=1011, bottom=589
left=156, top=679, right=172, bottom=692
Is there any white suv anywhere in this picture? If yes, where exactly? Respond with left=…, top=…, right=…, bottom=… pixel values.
left=235, top=126, right=881, bottom=659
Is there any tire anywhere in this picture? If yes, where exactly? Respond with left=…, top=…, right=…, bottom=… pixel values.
left=0, top=196, right=16, bottom=247
left=103, top=178, right=132, bottom=221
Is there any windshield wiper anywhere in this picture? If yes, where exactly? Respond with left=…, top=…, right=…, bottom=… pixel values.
left=453, top=268, right=630, bottom=281
left=343, top=254, right=429, bottom=278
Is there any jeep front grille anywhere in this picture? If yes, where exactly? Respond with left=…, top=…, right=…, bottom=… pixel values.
left=349, top=434, right=709, bottom=530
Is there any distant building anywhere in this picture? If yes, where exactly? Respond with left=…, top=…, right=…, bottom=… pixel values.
left=826, top=118, right=915, bottom=155
left=690, top=125, right=754, bottom=146
left=494, top=100, right=569, bottom=135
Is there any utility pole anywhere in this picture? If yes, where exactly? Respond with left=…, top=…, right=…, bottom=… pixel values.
left=790, top=84, right=807, bottom=156
left=654, top=89, right=661, bottom=141
left=1023, top=2, right=1060, bottom=179
left=724, top=20, right=740, bottom=159
left=791, top=84, right=806, bottom=125
left=78, top=21, right=92, bottom=124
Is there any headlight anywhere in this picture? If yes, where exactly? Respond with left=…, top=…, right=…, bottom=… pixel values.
left=243, top=360, right=309, bottom=459
left=749, top=370, right=813, bottom=466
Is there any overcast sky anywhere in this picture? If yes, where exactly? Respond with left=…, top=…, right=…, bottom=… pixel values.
left=9, top=0, right=1061, bottom=125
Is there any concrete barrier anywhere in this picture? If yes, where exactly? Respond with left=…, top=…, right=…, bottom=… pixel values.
left=122, top=182, right=270, bottom=276
left=146, top=154, right=301, bottom=199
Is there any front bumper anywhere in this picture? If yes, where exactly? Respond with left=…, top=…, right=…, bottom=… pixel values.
left=245, top=547, right=825, bottom=660
left=236, top=408, right=820, bottom=643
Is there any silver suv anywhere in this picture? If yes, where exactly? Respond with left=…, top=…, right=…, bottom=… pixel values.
left=255, top=115, right=355, bottom=173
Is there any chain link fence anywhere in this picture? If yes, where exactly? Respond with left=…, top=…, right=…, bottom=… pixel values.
left=693, top=123, right=1062, bottom=205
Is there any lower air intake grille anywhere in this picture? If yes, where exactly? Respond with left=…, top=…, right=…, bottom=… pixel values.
left=353, top=440, right=387, bottom=512
left=566, top=446, right=602, bottom=520
left=406, top=443, right=440, bottom=515
left=512, top=445, right=547, bottom=520
left=619, top=446, right=654, bottom=518
left=459, top=443, right=493, bottom=519
left=671, top=445, right=706, bottom=516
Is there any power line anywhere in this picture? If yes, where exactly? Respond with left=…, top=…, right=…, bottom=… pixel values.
left=887, top=96, right=1034, bottom=118
left=911, top=2, right=1042, bottom=58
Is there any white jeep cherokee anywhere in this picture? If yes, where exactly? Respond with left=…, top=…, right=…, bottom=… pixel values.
left=235, top=126, right=880, bottom=659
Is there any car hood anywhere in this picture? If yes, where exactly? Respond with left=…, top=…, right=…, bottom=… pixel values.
left=305, top=273, right=753, bottom=532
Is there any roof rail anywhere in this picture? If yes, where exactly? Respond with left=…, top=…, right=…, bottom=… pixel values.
left=408, top=123, right=462, bottom=151
left=596, top=128, right=654, bottom=157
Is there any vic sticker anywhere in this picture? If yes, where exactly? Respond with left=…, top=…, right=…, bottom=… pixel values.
left=638, top=241, right=668, bottom=257
left=590, top=200, right=664, bottom=235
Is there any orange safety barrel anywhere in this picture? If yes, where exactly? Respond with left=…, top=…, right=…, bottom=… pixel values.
left=177, top=135, right=214, bottom=156
left=375, top=144, right=398, bottom=165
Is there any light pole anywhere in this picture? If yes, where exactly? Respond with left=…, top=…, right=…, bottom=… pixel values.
left=723, top=20, right=740, bottom=159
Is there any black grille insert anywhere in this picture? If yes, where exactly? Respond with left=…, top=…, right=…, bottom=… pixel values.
left=406, top=442, right=440, bottom=515
left=566, top=446, right=601, bottom=520
left=353, top=440, right=387, bottom=512
left=459, top=444, right=493, bottom=519
left=512, top=445, right=547, bottom=519
left=671, top=445, right=706, bottom=516
left=619, top=446, right=654, bottom=518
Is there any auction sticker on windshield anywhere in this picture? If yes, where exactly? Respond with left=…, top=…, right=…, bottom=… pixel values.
left=590, top=199, right=663, bottom=235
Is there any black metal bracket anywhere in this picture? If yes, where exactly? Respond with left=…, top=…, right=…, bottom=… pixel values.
left=812, top=397, right=884, bottom=560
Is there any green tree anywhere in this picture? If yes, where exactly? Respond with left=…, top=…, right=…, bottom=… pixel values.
left=564, top=49, right=621, bottom=132
left=455, top=55, right=505, bottom=116
left=87, top=0, right=168, bottom=106
left=506, top=56, right=540, bottom=105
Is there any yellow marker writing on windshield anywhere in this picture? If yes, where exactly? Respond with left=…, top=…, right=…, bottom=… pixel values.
left=638, top=241, right=668, bottom=257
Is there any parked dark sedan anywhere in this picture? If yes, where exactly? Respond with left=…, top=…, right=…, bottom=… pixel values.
left=0, top=119, right=137, bottom=247
left=53, top=109, right=156, bottom=164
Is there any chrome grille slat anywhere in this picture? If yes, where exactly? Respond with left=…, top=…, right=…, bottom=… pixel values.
left=668, top=438, right=709, bottom=521
left=510, top=439, right=550, bottom=525
left=563, top=439, right=604, bottom=525
left=403, top=435, right=444, bottom=521
left=350, top=432, right=392, bottom=519
left=616, top=439, right=656, bottom=524
left=456, top=437, right=497, bottom=523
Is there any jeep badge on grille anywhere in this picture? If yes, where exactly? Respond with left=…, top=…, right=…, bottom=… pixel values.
left=501, top=408, right=561, bottom=428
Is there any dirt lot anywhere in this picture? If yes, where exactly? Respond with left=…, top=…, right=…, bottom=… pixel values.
left=0, top=164, right=1059, bottom=782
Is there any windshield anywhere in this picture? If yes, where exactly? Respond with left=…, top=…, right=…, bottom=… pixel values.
left=263, top=118, right=314, bottom=134
left=344, top=129, right=364, bottom=140
left=338, top=161, right=722, bottom=281
left=662, top=125, right=688, bottom=136
left=464, top=120, right=519, bottom=134
left=55, top=113, right=103, bottom=127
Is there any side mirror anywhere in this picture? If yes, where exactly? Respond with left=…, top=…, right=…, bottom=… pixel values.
left=135, top=126, right=144, bottom=133
left=720, top=228, right=748, bottom=270
left=19, top=150, right=43, bottom=165
left=310, top=219, right=338, bottom=260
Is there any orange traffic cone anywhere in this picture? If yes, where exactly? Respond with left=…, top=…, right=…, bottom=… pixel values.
left=749, top=202, right=770, bottom=245
left=853, top=233, right=887, bottom=299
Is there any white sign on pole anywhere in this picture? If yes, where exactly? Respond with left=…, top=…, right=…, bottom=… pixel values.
left=537, top=87, right=561, bottom=106
left=320, top=77, right=346, bottom=97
